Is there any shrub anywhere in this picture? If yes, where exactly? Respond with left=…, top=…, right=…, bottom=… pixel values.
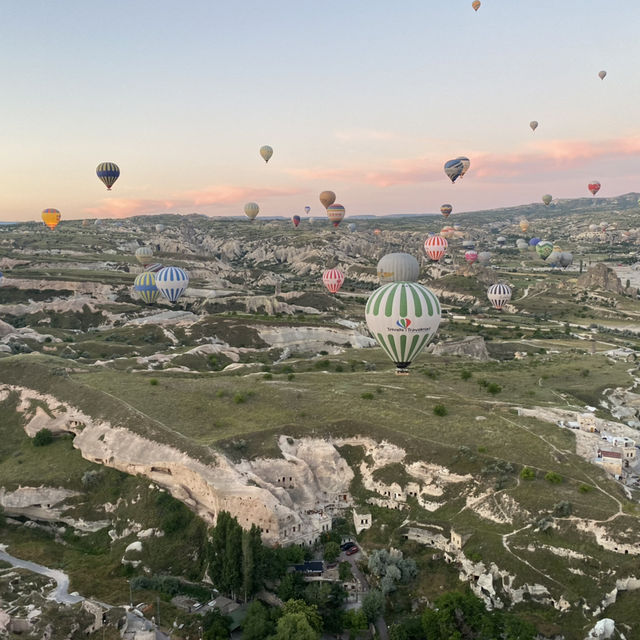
left=33, top=428, right=53, bottom=447
left=579, top=484, right=594, bottom=494
left=553, top=501, right=572, bottom=517
left=233, top=393, right=246, bottom=404
left=216, top=390, right=226, bottom=398
left=461, top=370, right=472, bottom=380
left=545, top=471, right=563, bottom=484
left=433, top=404, right=448, bottom=417
left=487, top=382, right=502, bottom=395
left=520, top=467, right=536, bottom=480
left=287, top=373, right=295, bottom=381
left=263, top=373, right=273, bottom=380
left=361, top=392, right=374, bottom=400
left=149, top=378, right=159, bottom=386
left=334, top=364, right=344, bottom=372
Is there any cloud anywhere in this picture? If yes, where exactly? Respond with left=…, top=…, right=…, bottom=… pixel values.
left=289, top=135, right=640, bottom=188
left=84, top=185, right=304, bottom=218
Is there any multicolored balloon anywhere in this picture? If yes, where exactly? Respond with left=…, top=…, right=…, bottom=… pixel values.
left=304, top=206, right=311, bottom=215
left=365, top=282, right=441, bottom=373
left=322, top=269, right=344, bottom=293
left=542, top=194, right=552, bottom=206
left=319, top=191, right=336, bottom=209
left=464, top=250, right=478, bottom=265
left=530, top=121, right=538, bottom=133
left=472, top=1, right=481, bottom=11
left=326, top=204, right=345, bottom=227
left=440, top=204, right=453, bottom=218
left=588, top=181, right=601, bottom=196
left=244, top=202, right=260, bottom=221
left=260, top=145, right=273, bottom=163
left=135, top=246, right=154, bottom=266
left=377, top=253, right=419, bottom=284
left=457, top=157, right=470, bottom=178
left=134, top=272, right=159, bottom=304
left=96, top=162, right=120, bottom=190
left=487, top=284, right=512, bottom=310
left=444, top=158, right=465, bottom=183
left=536, top=240, right=554, bottom=260
left=292, top=215, right=301, bottom=228
left=156, top=266, right=189, bottom=303
left=424, top=235, right=448, bottom=261
left=41, top=208, right=61, bottom=230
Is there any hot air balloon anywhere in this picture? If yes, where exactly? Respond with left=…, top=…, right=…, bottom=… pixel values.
left=82, top=219, right=89, bottom=227
left=472, top=1, right=481, bottom=11
left=444, top=158, right=465, bottom=183
left=144, top=263, right=164, bottom=273
left=348, top=223, right=356, bottom=232
left=496, top=236, right=506, bottom=246
left=156, top=266, right=189, bottom=303
left=547, top=250, right=562, bottom=267
left=41, top=209, right=61, bottom=230
left=94, top=219, right=102, bottom=226
left=530, top=121, right=538, bottom=133
left=304, top=206, right=311, bottom=215
left=135, top=246, right=154, bottom=266
left=244, top=202, right=260, bottom=221
left=520, top=219, right=530, bottom=232
left=536, top=240, right=553, bottom=260
left=487, top=284, right=512, bottom=310
left=516, top=239, right=528, bottom=250
left=440, top=204, right=453, bottom=218
left=598, top=70, right=607, bottom=80
left=529, top=237, right=540, bottom=246
left=559, top=252, right=573, bottom=268
left=327, top=204, right=345, bottom=227
left=96, top=162, right=120, bottom=190
left=457, top=157, right=470, bottom=178
left=478, top=251, right=492, bottom=265
left=292, top=215, right=301, bottom=228
left=462, top=239, right=475, bottom=249
left=589, top=224, right=598, bottom=232
left=542, top=194, right=552, bottom=206
left=373, top=228, right=382, bottom=236
left=0, top=270, right=3, bottom=284
left=155, top=224, right=165, bottom=232
left=319, top=191, right=336, bottom=209
left=260, top=145, right=273, bottom=163
left=424, top=235, right=448, bottom=261
left=377, top=253, right=420, bottom=284
left=365, top=282, right=441, bottom=373
left=322, top=269, right=344, bottom=294
left=588, top=181, right=601, bottom=196
left=440, top=226, right=455, bottom=239
left=134, top=272, right=160, bottom=304
left=464, top=250, right=478, bottom=265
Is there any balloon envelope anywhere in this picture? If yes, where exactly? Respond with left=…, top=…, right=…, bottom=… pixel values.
left=322, top=269, right=344, bottom=293
left=134, top=272, right=159, bottom=304
left=542, top=194, right=552, bottom=206
left=487, top=284, right=512, bottom=310
left=424, top=235, right=448, bottom=261
left=156, top=266, right=189, bottom=303
left=598, top=70, right=607, bottom=80
left=377, top=253, right=420, bottom=284
left=326, top=204, right=345, bottom=227
left=529, top=237, right=541, bottom=246
left=96, top=162, right=120, bottom=190
left=244, top=202, right=259, bottom=220
left=588, top=181, right=601, bottom=196
left=478, top=251, right=492, bottom=265
left=292, top=215, right=301, bottom=228
left=348, top=223, right=356, bottom=232
left=520, top=219, right=530, bottom=232
left=440, top=204, right=453, bottom=218
left=41, top=208, right=61, bottom=230
left=304, top=206, right=311, bottom=215
left=536, top=240, right=554, bottom=260
left=530, top=121, right=538, bottom=132
left=365, top=282, right=441, bottom=372
left=259, top=145, right=273, bottom=163
left=464, top=250, right=478, bottom=265
left=472, top=0, right=481, bottom=10
left=135, top=246, right=154, bottom=265
left=319, top=191, right=336, bottom=209
left=155, top=224, right=165, bottom=232
left=444, top=158, right=465, bottom=183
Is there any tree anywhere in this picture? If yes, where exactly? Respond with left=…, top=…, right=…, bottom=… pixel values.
left=338, top=561, right=352, bottom=581
left=276, top=572, right=306, bottom=602
left=33, top=428, right=53, bottom=447
left=241, top=601, right=275, bottom=640
left=272, top=612, right=319, bottom=640
left=202, top=609, right=232, bottom=640
left=281, top=600, right=322, bottom=633
left=342, top=609, right=368, bottom=638
left=389, top=615, right=423, bottom=640
left=362, top=589, right=385, bottom=623
left=323, top=541, right=340, bottom=564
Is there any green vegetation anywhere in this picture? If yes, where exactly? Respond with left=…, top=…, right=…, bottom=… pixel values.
left=433, top=404, right=448, bottom=417
left=33, top=428, right=53, bottom=447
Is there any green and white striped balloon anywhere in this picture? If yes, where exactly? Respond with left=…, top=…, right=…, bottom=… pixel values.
left=365, top=282, right=441, bottom=372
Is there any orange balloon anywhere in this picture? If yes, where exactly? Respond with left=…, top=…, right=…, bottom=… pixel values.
left=41, top=208, right=61, bottom=230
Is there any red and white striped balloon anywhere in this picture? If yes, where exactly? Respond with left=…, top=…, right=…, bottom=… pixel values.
left=424, top=235, right=448, bottom=261
left=322, top=269, right=345, bottom=293
left=464, top=250, right=478, bottom=265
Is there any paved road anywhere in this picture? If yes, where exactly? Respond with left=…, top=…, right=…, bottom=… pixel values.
left=0, top=546, right=83, bottom=604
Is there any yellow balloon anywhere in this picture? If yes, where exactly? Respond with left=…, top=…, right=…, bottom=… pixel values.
left=41, top=208, right=61, bottom=230
left=472, top=0, right=481, bottom=11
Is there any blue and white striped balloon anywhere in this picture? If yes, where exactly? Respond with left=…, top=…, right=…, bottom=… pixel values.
left=156, top=266, right=189, bottom=303
left=487, top=283, right=512, bottom=310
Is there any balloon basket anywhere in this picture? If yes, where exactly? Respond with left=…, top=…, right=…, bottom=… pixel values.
left=395, top=369, right=410, bottom=376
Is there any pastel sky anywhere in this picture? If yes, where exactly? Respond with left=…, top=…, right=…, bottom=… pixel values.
left=2, top=0, right=640, bottom=221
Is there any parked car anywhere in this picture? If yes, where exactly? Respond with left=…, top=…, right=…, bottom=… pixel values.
left=345, top=545, right=359, bottom=556
left=340, top=541, right=356, bottom=551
